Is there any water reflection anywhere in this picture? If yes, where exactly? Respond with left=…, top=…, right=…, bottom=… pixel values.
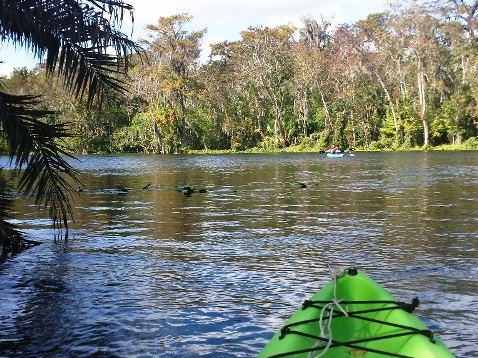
left=0, top=152, right=477, bottom=357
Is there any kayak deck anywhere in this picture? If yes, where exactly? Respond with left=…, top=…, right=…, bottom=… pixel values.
left=258, top=268, right=455, bottom=358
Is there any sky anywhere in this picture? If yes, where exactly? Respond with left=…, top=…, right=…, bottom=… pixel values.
left=0, top=0, right=389, bottom=76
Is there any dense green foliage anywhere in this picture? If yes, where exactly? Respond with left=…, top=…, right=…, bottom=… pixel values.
left=3, top=0, right=478, bottom=155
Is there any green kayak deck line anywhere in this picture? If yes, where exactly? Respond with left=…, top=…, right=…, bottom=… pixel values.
left=258, top=268, right=455, bottom=358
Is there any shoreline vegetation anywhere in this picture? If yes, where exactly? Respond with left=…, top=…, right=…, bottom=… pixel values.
left=2, top=142, right=476, bottom=157
left=1, top=139, right=477, bottom=157
left=185, top=143, right=478, bottom=155
left=83, top=141, right=475, bottom=155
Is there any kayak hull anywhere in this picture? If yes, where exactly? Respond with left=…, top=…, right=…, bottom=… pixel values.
left=258, top=268, right=455, bottom=358
left=326, top=153, right=344, bottom=158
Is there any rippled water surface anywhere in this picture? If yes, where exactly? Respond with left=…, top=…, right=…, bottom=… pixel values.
left=1, top=152, right=477, bottom=357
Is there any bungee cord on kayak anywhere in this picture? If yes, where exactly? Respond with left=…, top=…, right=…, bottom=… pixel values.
left=258, top=268, right=453, bottom=358
left=275, top=300, right=434, bottom=357
left=308, top=265, right=349, bottom=358
left=281, top=266, right=429, bottom=358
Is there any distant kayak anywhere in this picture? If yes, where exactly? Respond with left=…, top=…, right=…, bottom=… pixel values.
left=258, top=267, right=455, bottom=358
left=326, top=153, right=345, bottom=158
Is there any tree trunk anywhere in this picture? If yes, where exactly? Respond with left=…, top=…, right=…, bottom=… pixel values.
left=374, top=71, right=401, bottom=142
left=317, top=82, right=331, bottom=131
left=179, top=92, right=187, bottom=148
left=454, top=113, right=462, bottom=145
left=153, top=120, right=166, bottom=154
left=417, top=63, right=429, bottom=146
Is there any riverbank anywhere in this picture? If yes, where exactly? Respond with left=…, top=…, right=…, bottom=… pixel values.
left=1, top=140, right=476, bottom=157
left=186, top=142, right=478, bottom=155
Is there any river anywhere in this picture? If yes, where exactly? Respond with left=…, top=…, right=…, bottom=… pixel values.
left=0, top=151, right=477, bottom=357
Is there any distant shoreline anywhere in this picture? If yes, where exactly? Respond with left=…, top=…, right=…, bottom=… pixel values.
left=1, top=143, right=475, bottom=157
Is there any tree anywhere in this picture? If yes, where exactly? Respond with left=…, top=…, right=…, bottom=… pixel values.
left=201, top=40, right=266, bottom=151
left=436, top=0, right=478, bottom=143
left=136, top=13, right=206, bottom=152
left=238, top=25, right=296, bottom=147
left=293, top=16, right=334, bottom=144
left=352, top=12, right=405, bottom=147
left=0, top=0, right=141, bottom=255
left=402, top=5, right=441, bottom=147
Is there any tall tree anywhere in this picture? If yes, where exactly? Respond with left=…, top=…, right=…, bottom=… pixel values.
left=404, top=6, right=441, bottom=146
left=293, top=16, right=333, bottom=142
left=353, top=12, right=405, bottom=146
left=238, top=25, right=296, bottom=147
left=137, top=13, right=206, bottom=152
left=0, top=0, right=141, bottom=254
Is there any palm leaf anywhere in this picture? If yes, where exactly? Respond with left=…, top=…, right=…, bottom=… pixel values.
left=0, top=91, right=82, bottom=233
left=0, top=169, right=23, bottom=255
left=0, top=0, right=143, bottom=105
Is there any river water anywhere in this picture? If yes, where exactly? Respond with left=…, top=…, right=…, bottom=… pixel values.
left=0, top=152, right=477, bottom=357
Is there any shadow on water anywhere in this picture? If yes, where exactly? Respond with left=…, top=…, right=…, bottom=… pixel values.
left=0, top=152, right=477, bottom=357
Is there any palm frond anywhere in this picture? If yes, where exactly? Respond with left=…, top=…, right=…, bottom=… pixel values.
left=0, top=91, right=82, bottom=231
left=0, top=169, right=23, bottom=252
left=0, top=0, right=143, bottom=105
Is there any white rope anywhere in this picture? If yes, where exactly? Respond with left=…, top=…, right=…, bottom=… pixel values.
left=307, top=265, right=349, bottom=358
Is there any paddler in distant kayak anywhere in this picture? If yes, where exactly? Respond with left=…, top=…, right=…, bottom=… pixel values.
left=325, top=144, right=341, bottom=154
